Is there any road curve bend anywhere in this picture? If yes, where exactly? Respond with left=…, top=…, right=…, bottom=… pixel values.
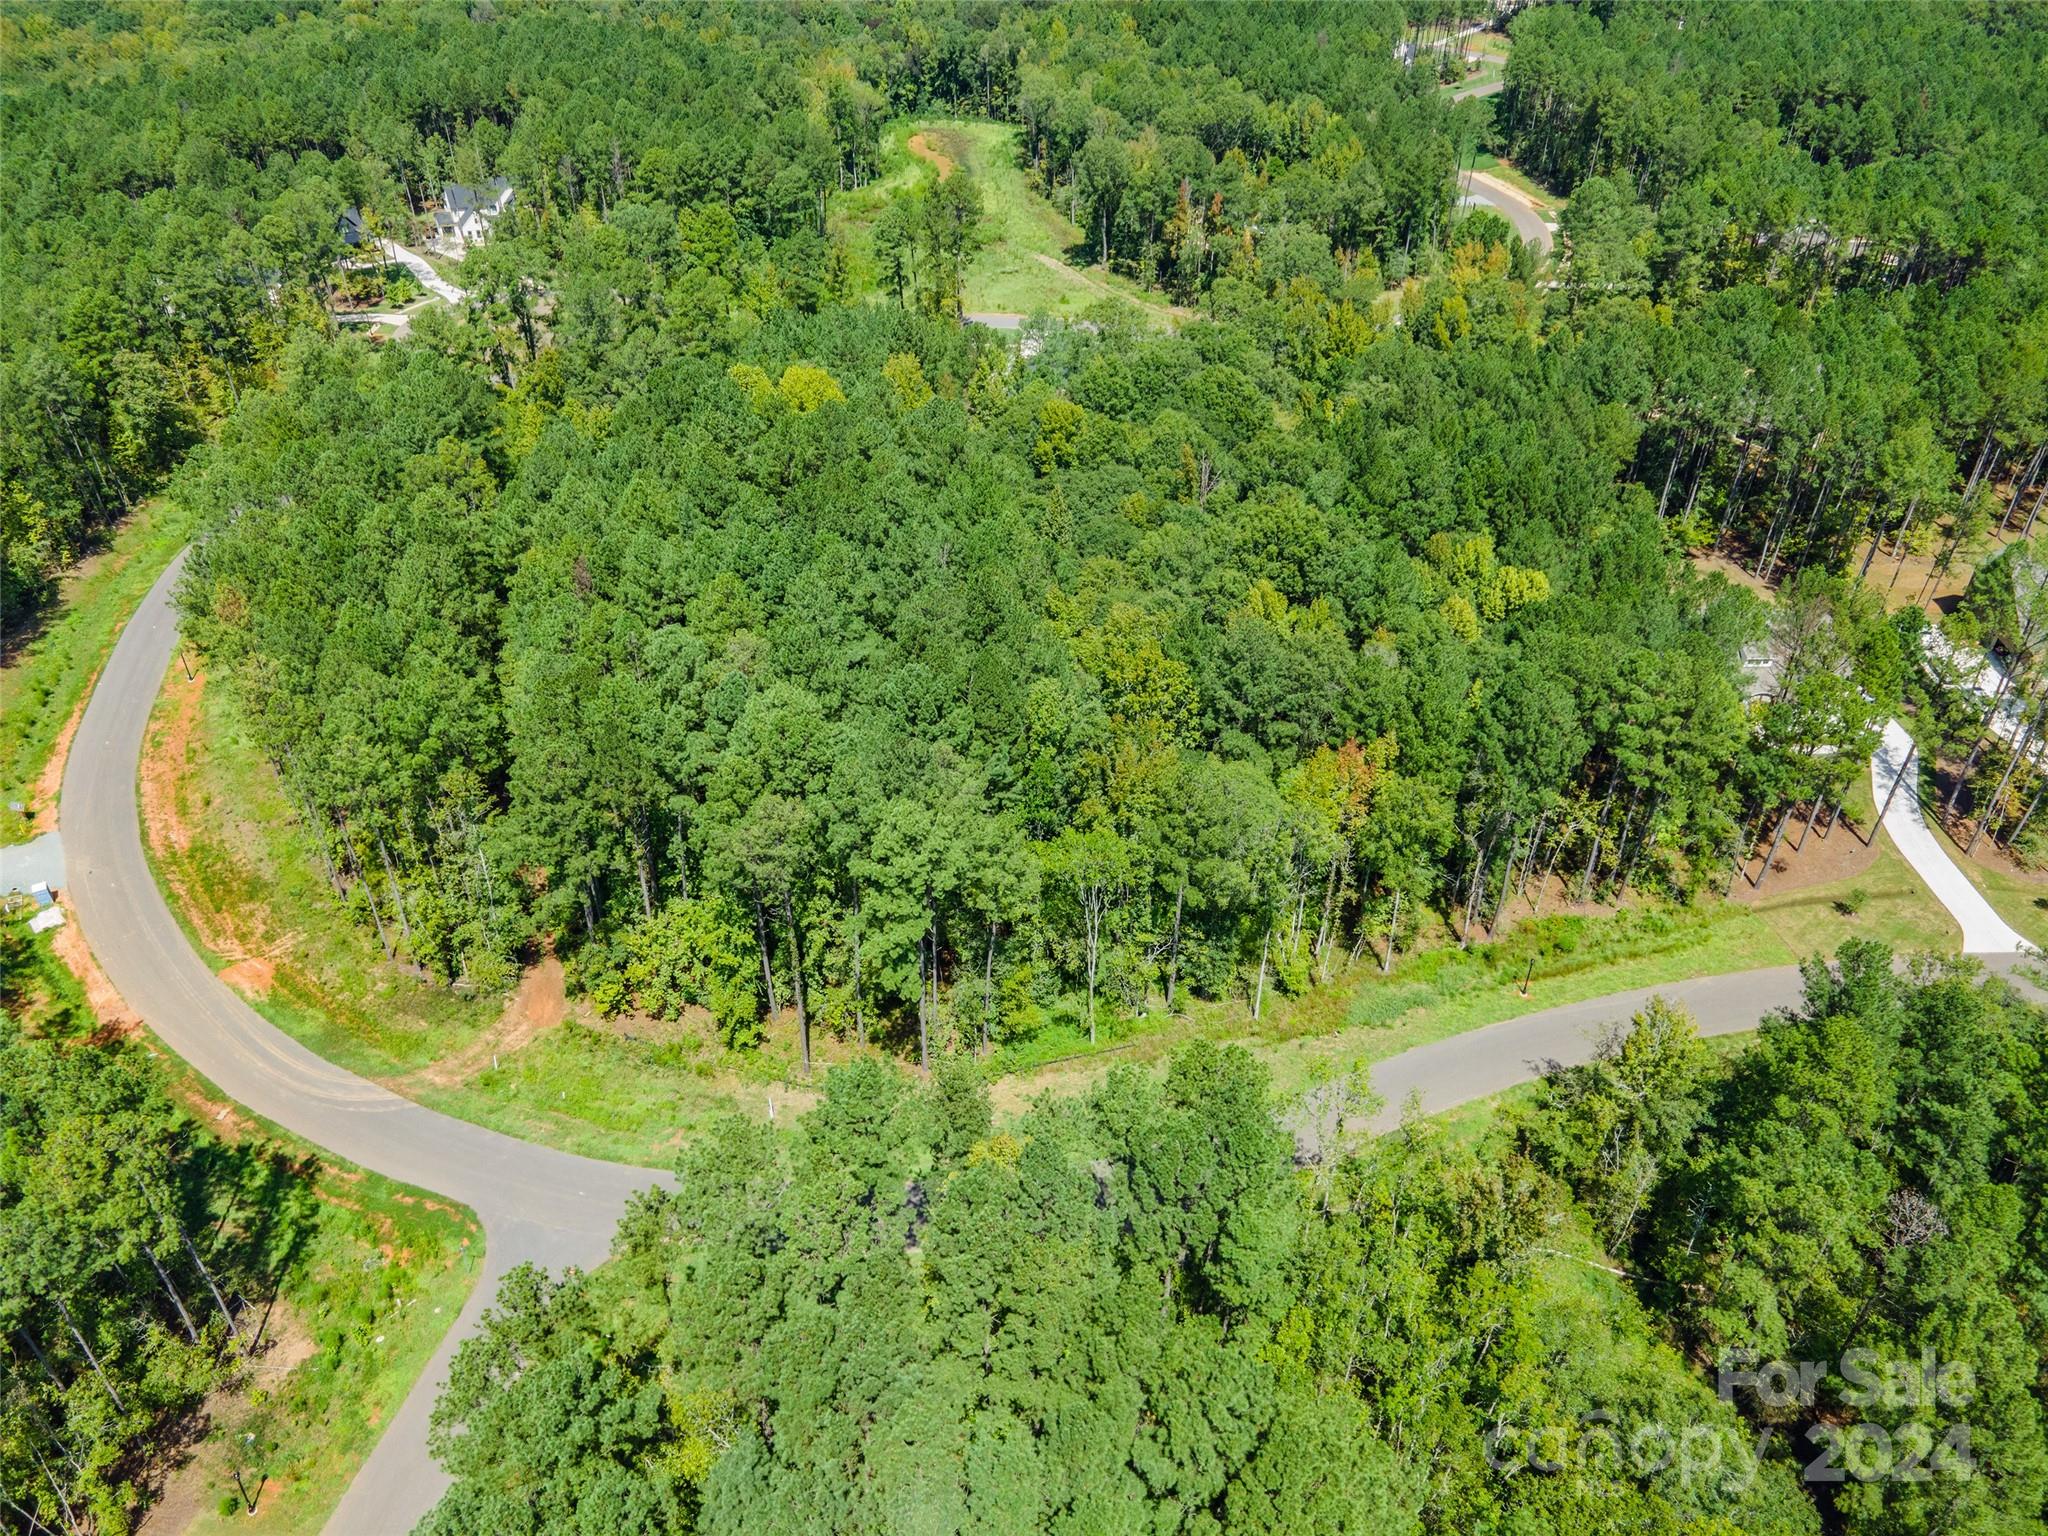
left=62, top=554, right=658, bottom=1534
left=61, top=554, right=2037, bottom=1530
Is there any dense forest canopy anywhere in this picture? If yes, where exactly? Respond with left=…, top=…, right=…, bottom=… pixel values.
left=5, top=0, right=2039, bottom=1057
left=6, top=0, right=2048, bottom=1530
left=418, top=947, right=2048, bottom=1535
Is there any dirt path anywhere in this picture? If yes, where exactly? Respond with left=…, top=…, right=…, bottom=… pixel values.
left=402, top=955, right=569, bottom=1089
left=1028, top=251, right=1193, bottom=324
left=907, top=131, right=957, bottom=181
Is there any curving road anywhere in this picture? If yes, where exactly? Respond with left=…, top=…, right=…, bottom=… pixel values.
left=1459, top=168, right=1555, bottom=256
left=61, top=555, right=2037, bottom=1531
left=63, top=554, right=656, bottom=1535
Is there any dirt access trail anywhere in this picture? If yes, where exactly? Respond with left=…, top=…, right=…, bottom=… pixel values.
left=907, top=130, right=957, bottom=180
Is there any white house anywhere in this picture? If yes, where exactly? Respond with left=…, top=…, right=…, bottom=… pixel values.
left=429, top=177, right=514, bottom=256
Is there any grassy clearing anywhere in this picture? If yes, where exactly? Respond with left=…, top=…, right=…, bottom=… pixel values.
left=12, top=926, right=477, bottom=1536
left=1, top=498, right=191, bottom=841
left=832, top=117, right=1184, bottom=326
left=1748, top=828, right=1961, bottom=957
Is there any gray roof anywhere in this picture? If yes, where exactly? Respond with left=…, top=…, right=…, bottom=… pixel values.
left=442, top=177, right=512, bottom=215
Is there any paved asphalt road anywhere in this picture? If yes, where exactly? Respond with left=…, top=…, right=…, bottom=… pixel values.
left=63, top=554, right=659, bottom=1535
left=61, top=553, right=2038, bottom=1530
left=1459, top=168, right=1554, bottom=255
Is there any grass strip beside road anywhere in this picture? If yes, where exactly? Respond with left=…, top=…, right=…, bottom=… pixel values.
left=2, top=499, right=192, bottom=841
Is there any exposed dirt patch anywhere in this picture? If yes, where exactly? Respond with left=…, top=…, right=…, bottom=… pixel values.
left=219, top=956, right=277, bottom=998
left=405, top=954, right=569, bottom=1088
left=136, top=1304, right=319, bottom=1535
left=141, top=663, right=289, bottom=970
left=142, top=661, right=206, bottom=859
left=1729, top=804, right=1879, bottom=900
left=50, top=916, right=141, bottom=1039
left=1687, top=551, right=1777, bottom=598
left=907, top=130, right=958, bottom=181
left=32, top=676, right=93, bottom=821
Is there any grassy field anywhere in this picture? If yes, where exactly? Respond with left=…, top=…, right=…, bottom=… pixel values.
left=1, top=498, right=191, bottom=841
left=832, top=118, right=1186, bottom=327
left=10, top=927, right=476, bottom=1536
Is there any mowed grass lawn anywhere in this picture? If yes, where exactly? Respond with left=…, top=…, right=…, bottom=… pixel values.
left=1926, top=800, right=2048, bottom=953
left=1, top=497, right=191, bottom=841
left=832, top=117, right=1185, bottom=326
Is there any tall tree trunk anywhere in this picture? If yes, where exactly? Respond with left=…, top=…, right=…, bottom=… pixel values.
left=180, top=1224, right=240, bottom=1344
left=1970, top=710, right=2040, bottom=854
left=851, top=885, right=865, bottom=1046
left=52, top=1295, right=121, bottom=1412
left=1752, top=804, right=1795, bottom=892
left=982, top=923, right=996, bottom=1055
left=1252, top=922, right=1272, bottom=1019
left=2003, top=770, right=2048, bottom=849
left=782, top=891, right=809, bottom=1075
left=1490, top=820, right=1524, bottom=933
left=1313, top=855, right=1339, bottom=976
left=143, top=1242, right=200, bottom=1346
left=752, top=892, right=779, bottom=1016
left=919, top=907, right=936, bottom=1073
left=351, top=839, right=394, bottom=958
left=1382, top=888, right=1401, bottom=973
left=1165, top=875, right=1186, bottom=1011
left=375, top=832, right=413, bottom=946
